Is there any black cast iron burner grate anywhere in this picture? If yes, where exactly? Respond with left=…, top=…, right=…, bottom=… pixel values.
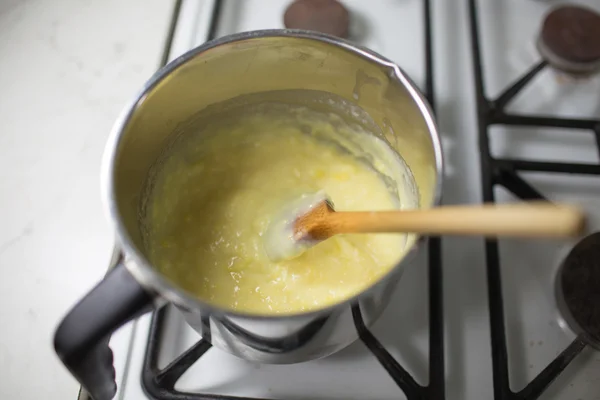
left=468, top=1, right=599, bottom=399
left=140, top=1, right=445, bottom=400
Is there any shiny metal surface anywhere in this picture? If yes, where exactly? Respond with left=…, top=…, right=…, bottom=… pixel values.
left=102, top=30, right=443, bottom=362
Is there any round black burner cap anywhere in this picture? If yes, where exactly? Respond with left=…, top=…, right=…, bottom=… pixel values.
left=284, top=0, right=350, bottom=39
left=537, top=5, right=600, bottom=75
left=558, top=232, right=600, bottom=347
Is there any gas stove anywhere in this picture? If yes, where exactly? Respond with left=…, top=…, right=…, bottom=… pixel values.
left=86, top=1, right=600, bottom=399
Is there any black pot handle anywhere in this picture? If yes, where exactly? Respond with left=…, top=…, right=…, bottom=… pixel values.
left=54, top=258, right=154, bottom=400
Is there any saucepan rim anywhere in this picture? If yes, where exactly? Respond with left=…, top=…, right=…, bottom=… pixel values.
left=101, top=29, right=444, bottom=321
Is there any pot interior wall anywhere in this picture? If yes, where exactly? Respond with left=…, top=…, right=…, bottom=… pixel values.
left=111, top=34, right=438, bottom=257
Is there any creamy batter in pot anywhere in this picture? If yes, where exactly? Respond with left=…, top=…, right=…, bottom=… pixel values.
left=142, top=95, right=419, bottom=315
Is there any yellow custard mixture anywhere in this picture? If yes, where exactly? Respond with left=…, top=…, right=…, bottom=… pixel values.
left=142, top=100, right=416, bottom=314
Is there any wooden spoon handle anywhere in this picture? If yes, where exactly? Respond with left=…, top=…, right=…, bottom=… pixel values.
left=327, top=202, right=585, bottom=238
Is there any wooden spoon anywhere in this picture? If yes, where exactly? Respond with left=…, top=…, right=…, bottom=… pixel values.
left=264, top=198, right=585, bottom=261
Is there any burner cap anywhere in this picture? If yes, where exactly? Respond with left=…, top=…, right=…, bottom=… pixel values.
left=557, top=232, right=600, bottom=347
left=283, top=0, right=350, bottom=39
left=537, top=6, right=600, bottom=75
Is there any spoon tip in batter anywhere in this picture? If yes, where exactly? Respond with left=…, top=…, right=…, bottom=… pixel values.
left=264, top=191, right=331, bottom=261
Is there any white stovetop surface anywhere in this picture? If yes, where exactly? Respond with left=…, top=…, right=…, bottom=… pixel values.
left=119, top=0, right=600, bottom=400
left=0, top=1, right=172, bottom=399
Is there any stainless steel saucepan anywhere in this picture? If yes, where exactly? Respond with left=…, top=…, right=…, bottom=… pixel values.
left=54, top=30, right=443, bottom=400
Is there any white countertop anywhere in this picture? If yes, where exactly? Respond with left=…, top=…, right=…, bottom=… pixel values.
left=0, top=1, right=172, bottom=398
